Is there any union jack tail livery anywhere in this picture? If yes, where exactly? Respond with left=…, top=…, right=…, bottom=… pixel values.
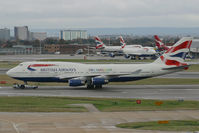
left=154, top=37, right=193, bottom=68
left=94, top=36, right=105, bottom=49
left=119, top=36, right=126, bottom=49
left=154, top=35, right=169, bottom=51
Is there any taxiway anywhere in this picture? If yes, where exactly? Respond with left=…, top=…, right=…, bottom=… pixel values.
left=0, top=110, right=198, bottom=133
left=0, top=85, right=199, bottom=100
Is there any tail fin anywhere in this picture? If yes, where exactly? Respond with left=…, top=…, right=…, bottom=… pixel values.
left=154, top=35, right=164, bottom=48
left=119, top=36, right=126, bottom=49
left=94, top=36, right=105, bottom=49
left=154, top=37, right=193, bottom=68
left=154, top=35, right=170, bottom=51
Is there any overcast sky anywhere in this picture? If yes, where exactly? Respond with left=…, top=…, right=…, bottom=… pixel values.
left=1, top=0, right=199, bottom=29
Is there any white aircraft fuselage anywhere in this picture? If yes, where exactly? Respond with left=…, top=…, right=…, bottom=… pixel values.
left=7, top=61, right=180, bottom=83
left=100, top=45, right=142, bottom=52
left=122, top=47, right=156, bottom=56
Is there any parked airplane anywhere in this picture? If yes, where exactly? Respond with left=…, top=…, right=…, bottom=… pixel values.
left=7, top=37, right=192, bottom=89
left=120, top=36, right=157, bottom=59
left=119, top=36, right=142, bottom=49
left=95, top=36, right=142, bottom=57
left=95, top=36, right=122, bottom=52
left=154, top=35, right=172, bottom=51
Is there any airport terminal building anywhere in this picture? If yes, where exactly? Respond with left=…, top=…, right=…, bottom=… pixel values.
left=191, top=39, right=199, bottom=58
left=59, top=30, right=88, bottom=40
left=0, top=28, right=10, bottom=41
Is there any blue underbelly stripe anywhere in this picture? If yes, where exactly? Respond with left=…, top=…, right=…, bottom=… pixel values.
left=13, top=76, right=150, bottom=83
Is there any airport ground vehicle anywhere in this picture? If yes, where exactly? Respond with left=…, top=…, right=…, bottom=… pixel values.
left=13, top=83, right=38, bottom=89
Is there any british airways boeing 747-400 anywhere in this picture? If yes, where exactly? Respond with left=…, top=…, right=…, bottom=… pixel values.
left=7, top=37, right=192, bottom=89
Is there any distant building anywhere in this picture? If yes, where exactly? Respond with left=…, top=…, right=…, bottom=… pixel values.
left=14, top=26, right=29, bottom=40
left=0, top=28, right=10, bottom=41
left=30, top=32, right=47, bottom=41
left=0, top=45, right=37, bottom=55
left=190, top=39, right=199, bottom=58
left=59, top=30, right=88, bottom=40
left=44, top=44, right=88, bottom=54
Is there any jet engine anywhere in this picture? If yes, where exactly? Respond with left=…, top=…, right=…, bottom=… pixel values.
left=69, top=78, right=85, bottom=86
left=92, top=77, right=109, bottom=85
left=124, top=54, right=130, bottom=59
left=109, top=52, right=115, bottom=58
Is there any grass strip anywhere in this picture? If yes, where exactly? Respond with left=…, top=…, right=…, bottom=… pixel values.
left=117, top=120, right=199, bottom=131
left=0, top=97, right=198, bottom=112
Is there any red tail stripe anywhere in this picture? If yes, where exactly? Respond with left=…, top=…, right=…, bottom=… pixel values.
left=160, top=56, right=187, bottom=66
left=30, top=64, right=55, bottom=67
left=96, top=44, right=103, bottom=49
left=154, top=35, right=162, bottom=42
left=121, top=44, right=126, bottom=49
left=95, top=37, right=101, bottom=42
left=165, top=41, right=190, bottom=54
left=120, top=37, right=124, bottom=43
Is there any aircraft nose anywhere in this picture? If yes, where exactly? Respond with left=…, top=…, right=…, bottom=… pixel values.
left=6, top=69, right=13, bottom=77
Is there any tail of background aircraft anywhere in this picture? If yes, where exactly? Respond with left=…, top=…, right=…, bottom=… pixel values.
left=119, top=36, right=126, bottom=49
left=94, top=36, right=106, bottom=49
left=154, top=37, right=193, bottom=68
left=154, top=35, right=169, bottom=51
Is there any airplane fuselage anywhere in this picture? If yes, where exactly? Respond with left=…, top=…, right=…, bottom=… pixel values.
left=7, top=61, right=180, bottom=83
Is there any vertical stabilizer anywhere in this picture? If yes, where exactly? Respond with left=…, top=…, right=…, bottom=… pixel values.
left=119, top=36, right=126, bottom=49
left=154, top=35, right=169, bottom=51
left=94, top=36, right=106, bottom=49
left=154, top=37, right=193, bottom=68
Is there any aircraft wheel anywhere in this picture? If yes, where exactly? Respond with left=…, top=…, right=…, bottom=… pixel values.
left=131, top=56, right=135, bottom=60
left=87, top=84, right=94, bottom=89
left=95, top=84, right=102, bottom=89
left=20, top=85, right=25, bottom=89
left=33, top=86, right=38, bottom=89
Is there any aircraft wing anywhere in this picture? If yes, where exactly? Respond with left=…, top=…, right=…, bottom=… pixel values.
left=57, top=69, right=142, bottom=80
left=57, top=73, right=101, bottom=79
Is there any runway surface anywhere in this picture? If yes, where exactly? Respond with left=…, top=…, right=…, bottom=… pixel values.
left=0, top=54, right=127, bottom=61
left=0, top=110, right=198, bottom=133
left=0, top=54, right=199, bottom=64
left=0, top=85, right=199, bottom=100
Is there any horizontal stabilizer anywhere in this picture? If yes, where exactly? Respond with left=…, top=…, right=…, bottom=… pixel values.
left=162, top=65, right=190, bottom=70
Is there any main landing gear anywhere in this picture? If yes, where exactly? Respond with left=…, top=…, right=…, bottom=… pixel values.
left=86, top=84, right=102, bottom=89
left=86, top=80, right=103, bottom=89
left=13, top=82, right=38, bottom=89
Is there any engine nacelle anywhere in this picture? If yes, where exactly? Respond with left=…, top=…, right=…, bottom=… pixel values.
left=124, top=54, right=130, bottom=59
left=109, top=52, right=115, bottom=58
left=69, top=79, right=85, bottom=86
left=92, top=77, right=109, bottom=85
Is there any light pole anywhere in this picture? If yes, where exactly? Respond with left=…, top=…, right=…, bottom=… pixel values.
left=39, top=40, right=42, bottom=54
left=88, top=45, right=89, bottom=56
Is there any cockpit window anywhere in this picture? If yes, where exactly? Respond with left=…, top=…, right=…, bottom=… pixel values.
left=19, top=64, right=23, bottom=66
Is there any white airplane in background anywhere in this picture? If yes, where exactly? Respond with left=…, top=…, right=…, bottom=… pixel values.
left=119, top=36, right=142, bottom=49
left=7, top=37, right=192, bottom=89
left=95, top=36, right=122, bottom=52
left=95, top=36, right=142, bottom=57
left=119, top=36, right=157, bottom=59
